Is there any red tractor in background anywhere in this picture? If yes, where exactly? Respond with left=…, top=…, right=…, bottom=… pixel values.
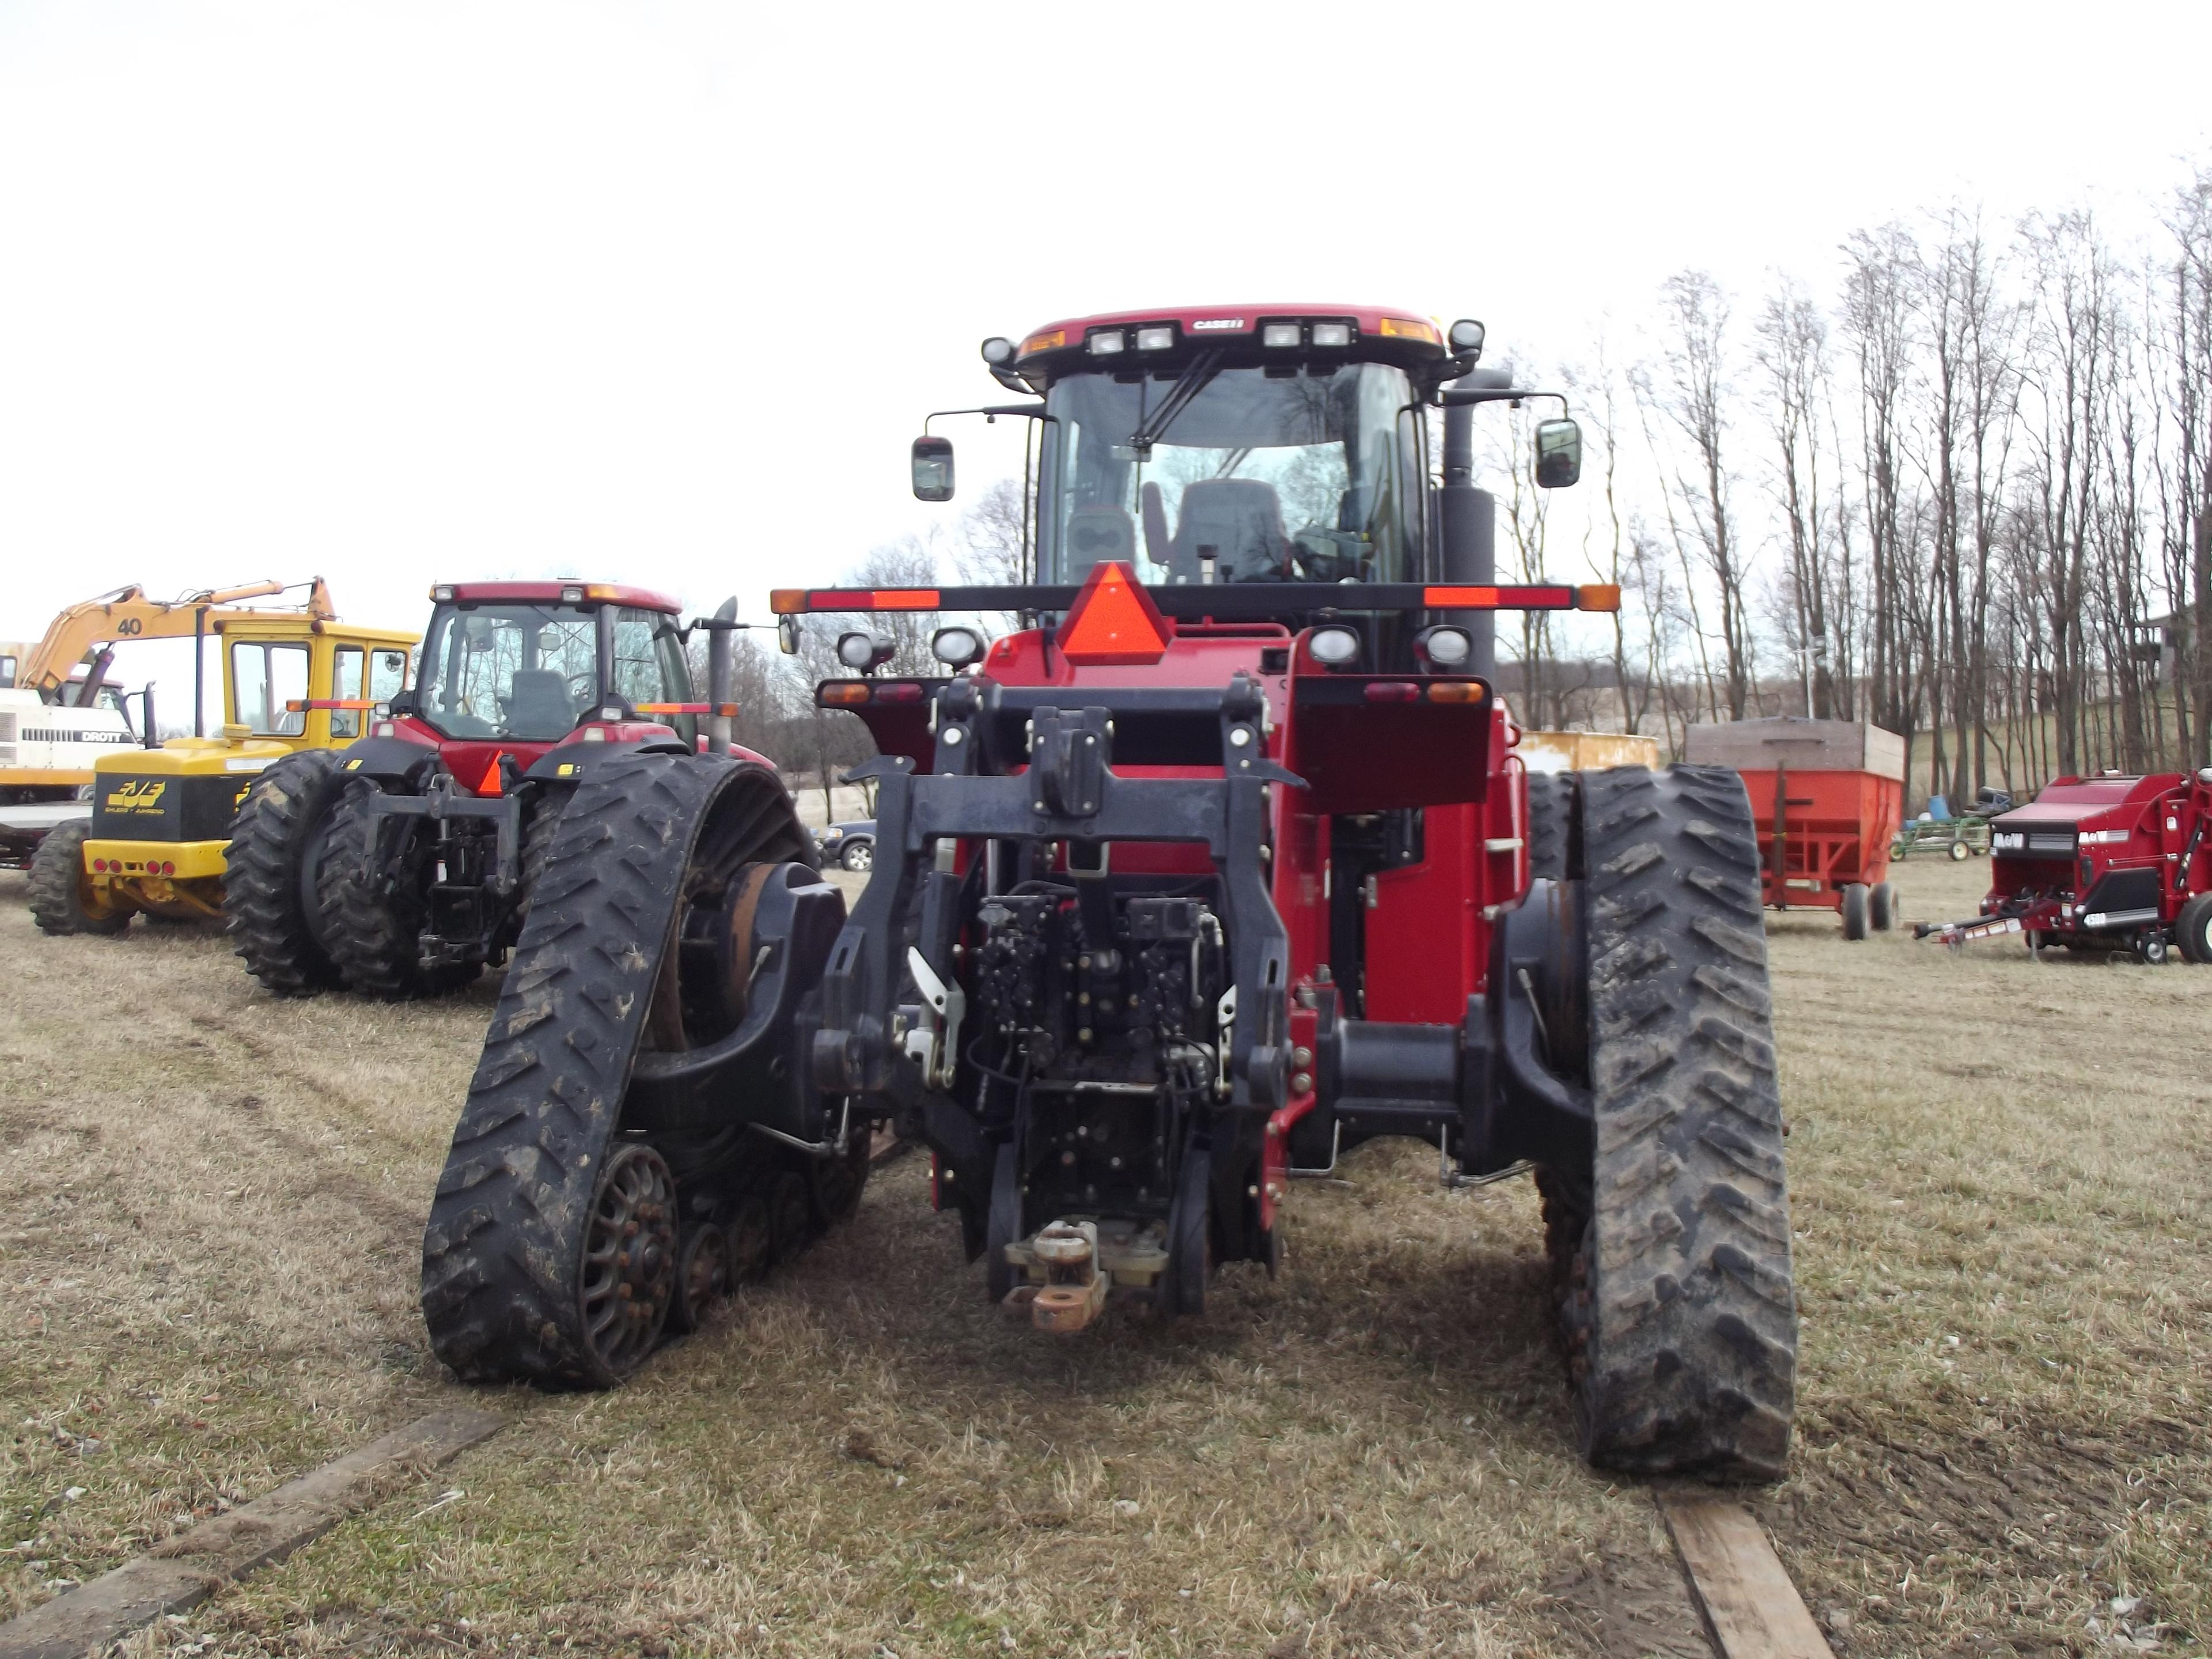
left=1918, top=768, right=2212, bottom=963
left=419, top=306, right=1798, bottom=1479
left=226, top=580, right=746, bottom=997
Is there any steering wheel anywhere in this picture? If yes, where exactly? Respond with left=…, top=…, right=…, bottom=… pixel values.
left=565, top=671, right=598, bottom=706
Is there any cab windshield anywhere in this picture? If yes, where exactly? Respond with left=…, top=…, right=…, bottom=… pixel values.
left=416, top=604, right=693, bottom=744
left=1039, top=362, right=1425, bottom=587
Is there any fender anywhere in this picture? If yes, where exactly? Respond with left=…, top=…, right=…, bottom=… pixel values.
left=332, top=734, right=449, bottom=789
left=523, top=735, right=694, bottom=787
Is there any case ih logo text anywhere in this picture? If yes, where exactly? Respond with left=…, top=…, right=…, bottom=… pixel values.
left=1190, top=317, right=1245, bottom=331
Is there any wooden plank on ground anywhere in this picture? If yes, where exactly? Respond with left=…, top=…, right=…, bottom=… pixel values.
left=0, top=1407, right=503, bottom=1659
left=1657, top=1491, right=1834, bottom=1659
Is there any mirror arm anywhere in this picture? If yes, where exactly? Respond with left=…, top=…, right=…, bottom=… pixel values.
left=922, top=403, right=1051, bottom=434
left=1436, top=387, right=1571, bottom=413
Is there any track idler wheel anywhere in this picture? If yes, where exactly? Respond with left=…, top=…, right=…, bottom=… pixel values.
left=669, top=1221, right=729, bottom=1334
left=768, top=1171, right=813, bottom=1266
left=579, top=1144, right=679, bottom=1376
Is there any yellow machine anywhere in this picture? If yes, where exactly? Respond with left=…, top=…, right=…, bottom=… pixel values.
left=26, top=605, right=416, bottom=937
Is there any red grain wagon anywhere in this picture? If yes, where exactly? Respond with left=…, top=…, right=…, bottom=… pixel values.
left=1681, top=718, right=1908, bottom=939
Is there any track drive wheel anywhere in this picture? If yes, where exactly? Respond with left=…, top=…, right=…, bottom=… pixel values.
left=224, top=749, right=349, bottom=993
left=27, top=819, right=132, bottom=937
left=316, top=781, right=476, bottom=999
left=1544, top=765, right=1797, bottom=1480
left=419, top=749, right=819, bottom=1388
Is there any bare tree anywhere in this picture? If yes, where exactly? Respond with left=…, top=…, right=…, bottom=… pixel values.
left=1653, top=271, right=1756, bottom=719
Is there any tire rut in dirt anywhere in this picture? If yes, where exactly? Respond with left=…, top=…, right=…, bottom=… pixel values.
left=418, top=750, right=819, bottom=1388
left=316, top=781, right=476, bottom=1000
left=1552, top=763, right=1797, bottom=1479
left=28, top=817, right=131, bottom=937
left=224, top=749, right=349, bottom=993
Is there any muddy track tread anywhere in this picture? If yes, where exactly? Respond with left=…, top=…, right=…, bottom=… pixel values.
left=222, top=749, right=346, bottom=992
left=1560, top=763, right=1797, bottom=1480
left=418, top=752, right=807, bottom=1388
left=1524, top=770, right=1573, bottom=885
left=28, top=817, right=130, bottom=937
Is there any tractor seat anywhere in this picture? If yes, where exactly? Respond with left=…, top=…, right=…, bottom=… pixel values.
left=501, top=669, right=577, bottom=739
left=1170, top=478, right=1289, bottom=582
left=1066, top=503, right=1138, bottom=577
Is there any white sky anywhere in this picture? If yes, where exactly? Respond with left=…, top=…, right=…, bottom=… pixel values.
left=4, top=0, right=2210, bottom=716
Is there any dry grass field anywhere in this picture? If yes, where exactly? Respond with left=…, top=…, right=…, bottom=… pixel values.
left=3, top=849, right=2208, bottom=1657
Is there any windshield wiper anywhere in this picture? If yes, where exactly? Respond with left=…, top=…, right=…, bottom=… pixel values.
left=1128, top=349, right=1225, bottom=459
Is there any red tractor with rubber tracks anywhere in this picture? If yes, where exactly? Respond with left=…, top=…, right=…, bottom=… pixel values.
left=1917, top=768, right=2212, bottom=963
left=419, top=307, right=1800, bottom=1478
left=226, top=580, right=746, bottom=998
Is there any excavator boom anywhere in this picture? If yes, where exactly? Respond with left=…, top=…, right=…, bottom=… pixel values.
left=16, top=578, right=335, bottom=698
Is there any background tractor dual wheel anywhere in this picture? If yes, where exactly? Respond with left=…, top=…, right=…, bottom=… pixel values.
left=1539, top=764, right=1798, bottom=1480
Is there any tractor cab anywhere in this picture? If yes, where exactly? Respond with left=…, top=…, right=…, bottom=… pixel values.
left=385, top=581, right=698, bottom=785
left=907, top=306, right=1585, bottom=672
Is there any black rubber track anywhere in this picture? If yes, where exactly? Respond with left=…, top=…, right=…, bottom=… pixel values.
left=316, top=780, right=478, bottom=1000
left=1524, top=769, right=1573, bottom=885
left=28, top=817, right=131, bottom=937
left=1546, top=763, right=1797, bottom=1480
left=224, top=749, right=347, bottom=993
left=419, top=749, right=814, bottom=1388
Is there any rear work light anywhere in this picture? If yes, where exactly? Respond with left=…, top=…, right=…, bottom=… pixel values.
left=980, top=336, right=1016, bottom=364
left=1088, top=330, right=1126, bottom=355
left=1308, top=626, right=1361, bottom=668
left=430, top=585, right=455, bottom=602
left=1134, top=325, right=1175, bottom=351
left=1262, top=324, right=1301, bottom=349
left=1310, top=321, right=1352, bottom=348
left=561, top=585, right=585, bottom=603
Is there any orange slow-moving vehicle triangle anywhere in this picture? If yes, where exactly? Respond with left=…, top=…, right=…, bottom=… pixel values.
left=478, top=753, right=505, bottom=796
left=1055, top=562, right=1173, bottom=665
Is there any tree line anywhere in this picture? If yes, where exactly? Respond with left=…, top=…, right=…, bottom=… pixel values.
left=1501, top=162, right=2212, bottom=804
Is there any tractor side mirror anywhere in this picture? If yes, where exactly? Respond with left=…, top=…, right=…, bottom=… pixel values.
left=911, top=435, right=955, bottom=502
left=1534, top=418, right=1582, bottom=489
left=777, top=615, right=801, bottom=656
